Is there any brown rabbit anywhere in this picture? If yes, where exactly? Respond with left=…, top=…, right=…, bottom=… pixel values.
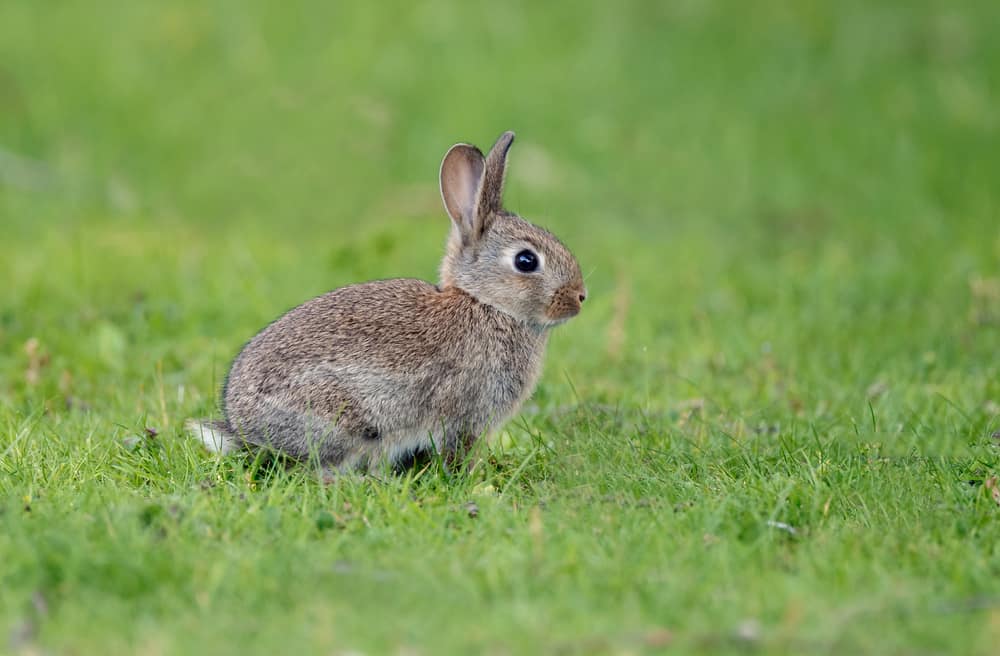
left=187, top=131, right=586, bottom=474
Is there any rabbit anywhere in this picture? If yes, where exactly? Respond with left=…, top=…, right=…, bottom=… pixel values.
left=186, top=131, right=586, bottom=475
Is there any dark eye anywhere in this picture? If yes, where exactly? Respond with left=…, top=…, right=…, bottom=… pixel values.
left=514, top=249, right=539, bottom=273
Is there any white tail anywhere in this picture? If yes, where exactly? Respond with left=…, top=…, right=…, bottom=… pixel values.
left=185, top=419, right=240, bottom=455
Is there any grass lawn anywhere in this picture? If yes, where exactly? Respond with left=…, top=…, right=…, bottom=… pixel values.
left=2, top=1, right=999, bottom=653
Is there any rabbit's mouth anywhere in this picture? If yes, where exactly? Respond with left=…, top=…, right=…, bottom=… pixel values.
left=542, top=314, right=575, bottom=328
left=544, top=308, right=580, bottom=326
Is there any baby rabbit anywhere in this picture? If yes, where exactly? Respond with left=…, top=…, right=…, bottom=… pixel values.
left=187, top=131, right=586, bottom=474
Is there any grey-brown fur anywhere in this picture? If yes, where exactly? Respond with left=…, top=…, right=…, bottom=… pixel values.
left=188, top=131, right=586, bottom=473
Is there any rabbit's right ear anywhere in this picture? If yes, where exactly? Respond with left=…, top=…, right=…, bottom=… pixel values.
left=440, top=143, right=486, bottom=244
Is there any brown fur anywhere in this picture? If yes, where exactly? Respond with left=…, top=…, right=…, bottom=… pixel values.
left=189, top=131, right=585, bottom=472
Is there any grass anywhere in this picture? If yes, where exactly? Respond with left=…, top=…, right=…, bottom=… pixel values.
left=2, top=0, right=1000, bottom=653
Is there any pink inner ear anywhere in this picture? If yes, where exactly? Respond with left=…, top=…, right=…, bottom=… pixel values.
left=441, top=145, right=485, bottom=228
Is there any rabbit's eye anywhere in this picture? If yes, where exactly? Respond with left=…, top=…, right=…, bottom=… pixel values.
left=514, top=250, right=539, bottom=273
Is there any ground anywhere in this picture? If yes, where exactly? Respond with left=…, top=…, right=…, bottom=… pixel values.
left=1, top=1, right=999, bottom=654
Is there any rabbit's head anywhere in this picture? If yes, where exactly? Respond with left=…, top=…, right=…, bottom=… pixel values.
left=439, top=131, right=586, bottom=328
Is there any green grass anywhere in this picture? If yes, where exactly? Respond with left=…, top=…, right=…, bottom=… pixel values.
left=2, top=0, right=1000, bottom=653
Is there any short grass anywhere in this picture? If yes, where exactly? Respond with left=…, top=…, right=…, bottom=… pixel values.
left=2, top=1, right=1000, bottom=654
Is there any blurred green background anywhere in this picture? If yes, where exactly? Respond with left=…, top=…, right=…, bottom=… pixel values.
left=2, top=1, right=999, bottom=654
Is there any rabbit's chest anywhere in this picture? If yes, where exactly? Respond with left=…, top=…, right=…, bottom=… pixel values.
left=438, top=335, right=545, bottom=422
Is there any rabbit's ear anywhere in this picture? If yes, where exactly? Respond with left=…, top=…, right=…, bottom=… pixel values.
left=477, top=131, right=515, bottom=218
left=440, top=143, right=486, bottom=242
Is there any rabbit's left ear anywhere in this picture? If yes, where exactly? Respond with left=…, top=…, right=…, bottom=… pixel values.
left=440, top=143, right=486, bottom=243
left=478, top=131, right=515, bottom=218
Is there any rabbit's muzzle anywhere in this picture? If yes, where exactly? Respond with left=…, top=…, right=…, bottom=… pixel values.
left=546, top=283, right=587, bottom=322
